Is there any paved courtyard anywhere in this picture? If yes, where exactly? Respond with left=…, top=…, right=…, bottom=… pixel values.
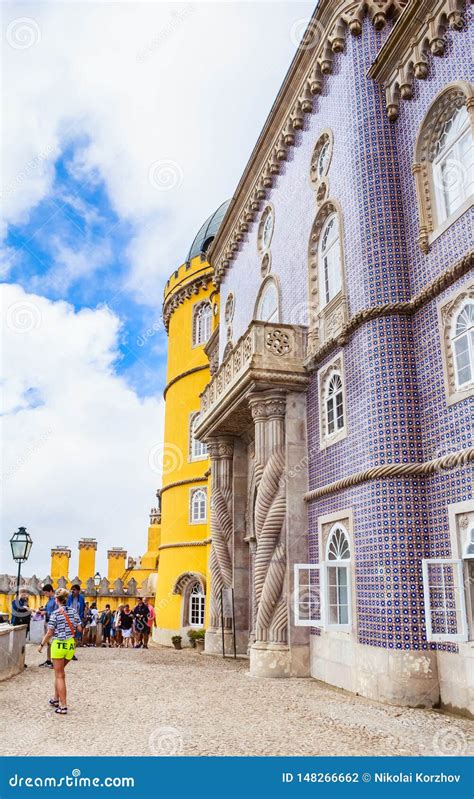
left=1, top=643, right=473, bottom=757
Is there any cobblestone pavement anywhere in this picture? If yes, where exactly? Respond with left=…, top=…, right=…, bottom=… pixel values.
left=1, top=643, right=473, bottom=757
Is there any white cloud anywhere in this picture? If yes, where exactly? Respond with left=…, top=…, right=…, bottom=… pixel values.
left=0, top=283, right=164, bottom=577
left=2, top=0, right=314, bottom=303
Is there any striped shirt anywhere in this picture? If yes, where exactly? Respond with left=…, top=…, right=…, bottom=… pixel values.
left=47, top=606, right=81, bottom=640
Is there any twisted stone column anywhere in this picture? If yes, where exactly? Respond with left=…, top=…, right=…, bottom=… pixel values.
left=207, top=437, right=234, bottom=630
left=250, top=392, right=288, bottom=648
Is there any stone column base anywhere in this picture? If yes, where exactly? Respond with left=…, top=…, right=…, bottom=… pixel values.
left=204, top=628, right=235, bottom=656
left=250, top=643, right=291, bottom=677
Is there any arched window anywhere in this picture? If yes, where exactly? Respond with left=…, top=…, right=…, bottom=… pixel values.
left=255, top=278, right=279, bottom=323
left=190, top=412, right=207, bottom=460
left=190, top=487, right=207, bottom=523
left=318, top=213, right=342, bottom=308
left=433, top=105, right=474, bottom=224
left=193, top=301, right=212, bottom=346
left=325, top=525, right=351, bottom=628
left=189, top=582, right=205, bottom=627
left=451, top=301, right=474, bottom=389
left=414, top=83, right=474, bottom=252
left=325, top=370, right=344, bottom=436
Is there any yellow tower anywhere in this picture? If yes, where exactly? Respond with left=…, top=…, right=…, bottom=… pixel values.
left=78, top=538, right=97, bottom=584
left=107, top=548, right=127, bottom=584
left=50, top=546, right=71, bottom=587
left=153, top=201, right=229, bottom=646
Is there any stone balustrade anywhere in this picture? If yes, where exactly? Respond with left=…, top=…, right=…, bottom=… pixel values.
left=197, top=321, right=308, bottom=437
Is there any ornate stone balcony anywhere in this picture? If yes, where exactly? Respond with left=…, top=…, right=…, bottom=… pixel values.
left=197, top=321, right=309, bottom=437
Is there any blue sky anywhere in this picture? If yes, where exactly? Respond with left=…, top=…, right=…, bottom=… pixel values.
left=5, top=139, right=168, bottom=399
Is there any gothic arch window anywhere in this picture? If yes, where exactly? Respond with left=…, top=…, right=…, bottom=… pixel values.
left=325, top=524, right=351, bottom=628
left=189, top=412, right=207, bottom=461
left=172, top=572, right=206, bottom=628
left=318, top=353, right=347, bottom=448
left=414, top=81, right=474, bottom=253
left=452, top=301, right=474, bottom=389
left=192, top=300, right=212, bottom=346
left=254, top=276, right=280, bottom=323
left=438, top=284, right=474, bottom=405
left=307, top=202, right=346, bottom=356
left=190, top=487, right=207, bottom=523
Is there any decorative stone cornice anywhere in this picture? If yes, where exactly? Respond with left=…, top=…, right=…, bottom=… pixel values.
left=163, top=364, right=208, bottom=399
left=305, top=250, right=474, bottom=370
left=50, top=547, right=71, bottom=558
left=149, top=506, right=161, bottom=524
left=107, top=548, right=126, bottom=559
left=368, top=0, right=469, bottom=120
left=162, top=271, right=213, bottom=331
left=305, top=446, right=474, bottom=501
left=209, top=0, right=408, bottom=285
left=78, top=538, right=97, bottom=550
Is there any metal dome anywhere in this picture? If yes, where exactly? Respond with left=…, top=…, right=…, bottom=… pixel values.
left=186, top=200, right=230, bottom=263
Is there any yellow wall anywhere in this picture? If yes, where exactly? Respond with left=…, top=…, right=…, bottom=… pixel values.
left=50, top=550, right=71, bottom=585
left=154, top=254, right=215, bottom=643
left=107, top=552, right=127, bottom=583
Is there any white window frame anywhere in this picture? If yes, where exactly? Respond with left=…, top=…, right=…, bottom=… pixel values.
left=324, top=524, right=352, bottom=631
left=318, top=212, right=342, bottom=309
left=433, top=106, right=473, bottom=226
left=189, top=412, right=207, bottom=461
left=255, top=277, right=280, bottom=323
left=293, top=564, right=322, bottom=627
left=193, top=301, right=212, bottom=347
left=451, top=301, right=474, bottom=390
left=188, top=582, right=205, bottom=627
left=190, top=487, right=207, bottom=524
left=422, top=558, right=468, bottom=643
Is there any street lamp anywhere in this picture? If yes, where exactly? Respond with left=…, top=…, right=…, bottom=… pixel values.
left=10, top=527, right=33, bottom=597
left=94, top=571, right=101, bottom=598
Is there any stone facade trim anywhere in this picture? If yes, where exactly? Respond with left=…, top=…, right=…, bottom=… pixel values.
left=305, top=445, right=474, bottom=501
left=163, top=271, right=213, bottom=331
left=160, top=475, right=208, bottom=495
left=158, top=539, right=211, bottom=552
left=305, top=250, right=474, bottom=370
left=368, top=0, right=470, bottom=120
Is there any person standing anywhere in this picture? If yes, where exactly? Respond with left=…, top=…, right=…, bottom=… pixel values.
left=113, top=605, right=123, bottom=647
left=67, top=585, right=85, bottom=658
left=101, top=604, right=112, bottom=647
left=143, top=598, right=155, bottom=649
left=39, top=584, right=56, bottom=668
left=11, top=590, right=31, bottom=633
left=132, top=598, right=149, bottom=649
left=88, top=602, right=99, bottom=647
left=38, top=588, right=82, bottom=715
left=119, top=604, right=133, bottom=648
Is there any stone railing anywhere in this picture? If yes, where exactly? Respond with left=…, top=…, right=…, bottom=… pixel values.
left=198, top=321, right=308, bottom=435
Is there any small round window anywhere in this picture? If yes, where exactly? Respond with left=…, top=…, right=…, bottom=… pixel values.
left=257, top=205, right=274, bottom=254
left=310, top=130, right=333, bottom=186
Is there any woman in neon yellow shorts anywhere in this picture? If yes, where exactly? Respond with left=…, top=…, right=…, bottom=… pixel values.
left=38, top=588, right=82, bottom=715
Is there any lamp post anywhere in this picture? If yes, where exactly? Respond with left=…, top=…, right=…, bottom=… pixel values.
left=10, top=527, right=33, bottom=598
left=93, top=571, right=101, bottom=599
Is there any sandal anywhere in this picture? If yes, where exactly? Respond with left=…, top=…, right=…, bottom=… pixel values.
left=49, top=699, right=59, bottom=707
left=55, top=707, right=68, bottom=715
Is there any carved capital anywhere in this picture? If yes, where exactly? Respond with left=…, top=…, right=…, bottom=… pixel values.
left=207, top=436, right=234, bottom=461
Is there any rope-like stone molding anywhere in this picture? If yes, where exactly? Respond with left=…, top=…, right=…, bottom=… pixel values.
left=160, top=475, right=208, bottom=495
left=304, top=446, right=474, bottom=502
left=305, top=251, right=473, bottom=370
left=158, top=538, right=211, bottom=551
left=163, top=364, right=209, bottom=399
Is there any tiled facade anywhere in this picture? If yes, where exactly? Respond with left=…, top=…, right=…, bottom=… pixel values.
left=200, top=1, right=473, bottom=713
